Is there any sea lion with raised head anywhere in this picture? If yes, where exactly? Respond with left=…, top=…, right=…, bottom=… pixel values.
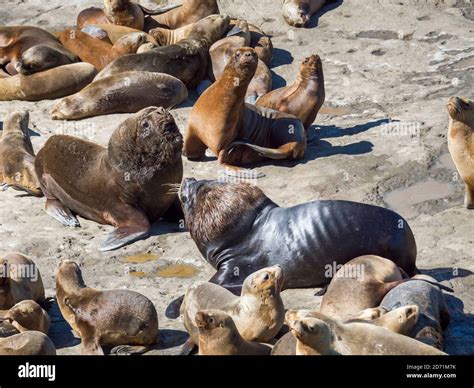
left=196, top=309, right=272, bottom=356
left=0, top=331, right=56, bottom=355
left=282, top=0, right=331, bottom=28
left=0, top=253, right=45, bottom=310
left=257, top=55, right=325, bottom=129
left=0, top=110, right=42, bottom=196
left=51, top=71, right=188, bottom=120
left=77, top=0, right=180, bottom=30
left=0, top=62, right=97, bottom=101
left=144, top=0, right=219, bottom=31
left=181, top=266, right=284, bottom=353
left=447, top=96, right=474, bottom=209
left=1, top=300, right=50, bottom=334
left=0, top=26, right=78, bottom=75
left=95, top=14, right=230, bottom=88
left=35, top=107, right=183, bottom=251
left=184, top=47, right=306, bottom=169
left=56, top=260, right=159, bottom=355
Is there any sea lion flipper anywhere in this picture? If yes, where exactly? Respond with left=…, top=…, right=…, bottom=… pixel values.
left=99, top=221, right=151, bottom=252
left=138, top=3, right=182, bottom=16
left=165, top=295, right=185, bottom=319
left=110, top=345, right=149, bottom=355
left=314, top=285, right=328, bottom=296
left=45, top=199, right=80, bottom=228
left=179, top=338, right=198, bottom=355
left=226, top=141, right=298, bottom=160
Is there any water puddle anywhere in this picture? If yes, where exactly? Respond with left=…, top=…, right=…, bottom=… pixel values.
left=156, top=264, right=199, bottom=278
left=125, top=253, right=159, bottom=264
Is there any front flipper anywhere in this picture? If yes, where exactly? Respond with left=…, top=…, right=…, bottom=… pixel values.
left=45, top=198, right=80, bottom=227
left=314, top=285, right=328, bottom=296
left=110, top=345, right=150, bottom=355
left=139, top=3, right=181, bottom=15
left=179, top=338, right=198, bottom=355
left=165, top=295, right=185, bottom=319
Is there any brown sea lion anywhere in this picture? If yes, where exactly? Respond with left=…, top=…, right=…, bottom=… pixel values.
left=81, top=24, right=156, bottom=45
left=181, top=266, right=284, bottom=353
left=0, top=110, right=42, bottom=196
left=257, top=55, right=325, bottom=129
left=0, top=26, right=78, bottom=75
left=58, top=29, right=150, bottom=71
left=56, top=260, right=159, bottom=355
left=196, top=309, right=272, bottom=356
left=447, top=96, right=474, bottom=209
left=0, top=320, right=18, bottom=338
left=282, top=0, right=330, bottom=28
left=1, top=300, right=50, bottom=334
left=35, top=107, right=183, bottom=251
left=0, top=253, right=45, bottom=310
left=288, top=312, right=446, bottom=355
left=95, top=15, right=230, bottom=88
left=248, top=23, right=273, bottom=66
left=0, top=62, right=97, bottom=102
left=184, top=47, right=306, bottom=170
left=77, top=0, right=180, bottom=30
left=144, top=0, right=219, bottom=31
left=149, top=22, right=197, bottom=46
left=51, top=71, right=188, bottom=120
left=0, top=331, right=56, bottom=355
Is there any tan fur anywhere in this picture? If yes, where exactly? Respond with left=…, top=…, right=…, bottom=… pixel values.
left=0, top=331, right=56, bottom=355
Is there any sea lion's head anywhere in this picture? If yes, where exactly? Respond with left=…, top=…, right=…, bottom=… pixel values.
left=283, top=0, right=311, bottom=28
left=179, top=179, right=268, bottom=249
left=447, top=96, right=474, bottom=126
left=114, top=32, right=150, bottom=52
left=195, top=309, right=237, bottom=341
left=378, top=305, right=419, bottom=335
left=242, top=266, right=284, bottom=298
left=56, top=260, right=87, bottom=294
left=190, top=14, right=230, bottom=46
left=108, top=107, right=183, bottom=182
left=5, top=300, right=48, bottom=332
left=227, top=47, right=258, bottom=81
left=290, top=317, right=333, bottom=354
left=285, top=309, right=314, bottom=326
left=104, top=0, right=128, bottom=13
left=16, top=45, right=72, bottom=75
left=300, top=54, right=323, bottom=78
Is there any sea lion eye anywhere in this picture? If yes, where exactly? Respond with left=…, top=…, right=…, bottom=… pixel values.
left=263, top=273, right=270, bottom=281
left=235, top=52, right=241, bottom=59
left=208, top=317, right=215, bottom=324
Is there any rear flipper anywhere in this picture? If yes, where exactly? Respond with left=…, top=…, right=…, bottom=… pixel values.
left=226, top=141, right=305, bottom=160
left=179, top=338, right=198, bottom=355
left=45, top=198, right=80, bottom=227
left=314, top=285, right=328, bottom=296
left=465, top=184, right=474, bottom=209
left=139, top=3, right=181, bottom=15
left=99, top=225, right=150, bottom=252
left=109, top=345, right=150, bottom=356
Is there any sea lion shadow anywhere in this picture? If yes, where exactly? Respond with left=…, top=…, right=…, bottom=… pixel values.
left=421, top=267, right=473, bottom=282
left=306, top=0, right=345, bottom=29
left=443, top=294, right=474, bottom=355
left=0, top=121, right=39, bottom=137
left=149, top=219, right=183, bottom=237
left=309, top=118, right=394, bottom=140
left=155, top=328, right=189, bottom=349
left=45, top=298, right=81, bottom=350
left=271, top=70, right=287, bottom=89
left=271, top=48, right=294, bottom=69
left=177, top=89, right=199, bottom=109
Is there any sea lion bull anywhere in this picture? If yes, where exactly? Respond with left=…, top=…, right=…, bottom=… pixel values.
left=0, top=110, right=42, bottom=196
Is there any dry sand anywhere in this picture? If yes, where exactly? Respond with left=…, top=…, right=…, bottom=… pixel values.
left=0, top=0, right=473, bottom=355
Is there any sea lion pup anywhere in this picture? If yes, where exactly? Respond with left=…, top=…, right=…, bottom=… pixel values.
left=0, top=26, right=78, bottom=75
left=282, top=0, right=331, bottom=28
left=144, top=0, right=220, bottom=31
left=288, top=312, right=446, bottom=355
left=181, top=266, right=284, bottom=353
left=77, top=0, right=180, bottom=30
left=248, top=23, right=273, bottom=66
left=0, top=253, right=45, bottom=309
left=0, top=110, right=42, bottom=196
left=0, top=331, right=56, bottom=355
left=1, top=300, right=50, bottom=334
left=56, top=260, right=159, bottom=355
left=257, top=55, right=325, bottom=129
left=51, top=72, right=188, bottom=120
left=95, top=15, right=230, bottom=88
left=0, top=62, right=97, bottom=102
left=57, top=29, right=150, bottom=71
left=380, top=274, right=451, bottom=350
left=184, top=47, right=306, bottom=169
left=175, top=179, right=417, bottom=296
left=447, top=96, right=474, bottom=209
left=196, top=309, right=272, bottom=356
left=81, top=24, right=156, bottom=45
left=149, top=22, right=198, bottom=46
left=35, top=107, right=183, bottom=251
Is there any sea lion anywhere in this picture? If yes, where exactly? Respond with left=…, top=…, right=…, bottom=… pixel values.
left=1, top=300, right=50, bottom=334
left=0, top=110, right=42, bottom=196
left=56, top=260, right=159, bottom=355
left=77, top=0, right=180, bottom=30
left=196, top=309, right=272, bottom=356
left=380, top=274, right=451, bottom=350
left=81, top=24, right=156, bottom=45
left=184, top=47, right=306, bottom=169
left=0, top=253, right=45, bottom=310
left=57, top=29, right=150, bottom=71
left=272, top=305, right=420, bottom=355
left=181, top=266, right=284, bottom=352
left=51, top=71, right=188, bottom=120
left=282, top=0, right=330, bottom=28
left=95, top=14, right=230, bottom=88
left=248, top=23, right=273, bottom=66
left=0, top=62, right=97, bottom=102
left=0, top=320, right=18, bottom=338
left=256, top=55, right=325, bottom=129
left=149, top=22, right=198, bottom=46
left=0, top=26, right=78, bottom=75
left=447, top=96, right=474, bottom=209
left=144, top=0, right=219, bottom=31
left=35, top=107, right=183, bottom=251
left=165, top=178, right=418, bottom=318
left=288, top=312, right=446, bottom=355
left=0, top=331, right=56, bottom=355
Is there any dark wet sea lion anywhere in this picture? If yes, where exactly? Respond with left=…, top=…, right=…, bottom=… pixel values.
left=56, top=260, right=159, bottom=355
left=35, top=107, right=183, bottom=251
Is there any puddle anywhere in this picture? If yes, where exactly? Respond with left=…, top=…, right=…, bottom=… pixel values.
left=384, top=180, right=455, bottom=218
left=125, top=253, right=159, bottom=264
left=156, top=264, right=199, bottom=278
left=319, top=106, right=353, bottom=116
